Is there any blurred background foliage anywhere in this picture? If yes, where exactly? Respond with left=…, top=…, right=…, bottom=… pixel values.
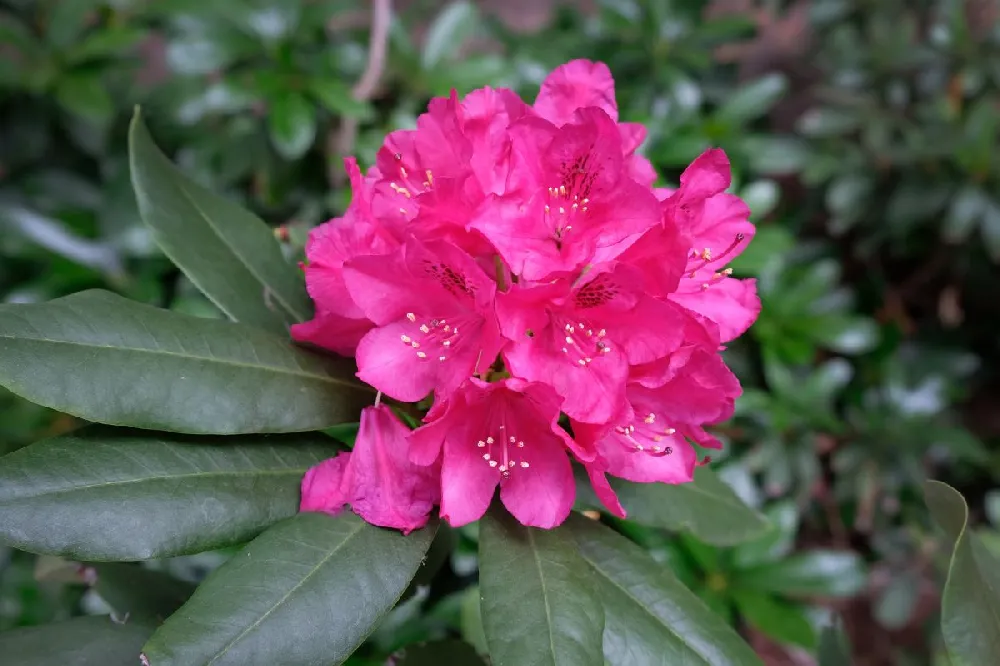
left=1, top=0, right=999, bottom=663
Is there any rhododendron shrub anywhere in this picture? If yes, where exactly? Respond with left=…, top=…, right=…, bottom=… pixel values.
left=0, top=60, right=768, bottom=666
left=294, top=59, right=759, bottom=532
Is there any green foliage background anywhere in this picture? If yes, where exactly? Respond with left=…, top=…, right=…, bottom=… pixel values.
left=1, top=0, right=999, bottom=663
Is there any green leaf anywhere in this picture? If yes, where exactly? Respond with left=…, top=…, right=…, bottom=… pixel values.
left=92, top=563, right=197, bottom=621
left=0, top=615, right=153, bottom=665
left=734, top=551, right=867, bottom=598
left=422, top=1, right=480, bottom=69
left=141, top=513, right=437, bottom=666
left=567, top=515, right=763, bottom=666
left=732, top=590, right=815, bottom=649
left=818, top=617, right=852, bottom=666
left=796, top=108, right=860, bottom=137
left=69, top=27, right=147, bottom=63
left=309, top=79, right=374, bottom=119
left=129, top=109, right=312, bottom=333
left=732, top=500, right=799, bottom=568
left=742, top=136, right=810, bottom=175
left=44, top=0, right=98, bottom=49
left=55, top=74, right=114, bottom=124
left=268, top=92, right=317, bottom=160
left=944, top=186, right=988, bottom=243
left=0, top=425, right=339, bottom=559
left=394, top=640, right=486, bottom=665
left=715, top=74, right=787, bottom=124
left=479, top=508, right=604, bottom=666
left=924, top=480, right=1000, bottom=666
left=576, top=466, right=770, bottom=546
left=0, top=290, right=368, bottom=433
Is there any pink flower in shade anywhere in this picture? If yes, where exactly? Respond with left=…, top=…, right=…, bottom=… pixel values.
left=575, top=346, right=742, bottom=515
left=408, top=378, right=581, bottom=528
left=343, top=238, right=505, bottom=402
left=471, top=107, right=661, bottom=281
left=300, top=404, right=439, bottom=535
left=291, top=159, right=399, bottom=356
left=663, top=149, right=761, bottom=342
left=496, top=266, right=694, bottom=424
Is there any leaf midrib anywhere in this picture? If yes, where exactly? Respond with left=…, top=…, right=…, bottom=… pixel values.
left=527, top=528, right=560, bottom=666
left=578, top=548, right=715, bottom=666
left=174, top=179, right=308, bottom=324
left=1, top=467, right=310, bottom=502
left=204, top=520, right=366, bottom=666
left=0, top=334, right=357, bottom=388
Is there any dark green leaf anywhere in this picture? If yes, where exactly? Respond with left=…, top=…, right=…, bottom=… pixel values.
left=818, top=617, right=852, bottom=666
left=715, top=74, right=787, bottom=124
left=734, top=551, right=867, bottom=598
left=576, top=466, right=770, bottom=546
left=0, top=290, right=368, bottom=433
left=54, top=74, right=114, bottom=124
left=92, top=563, right=197, bottom=621
left=479, top=508, right=604, bottom=666
left=394, top=640, right=486, bottom=665
left=69, top=27, right=147, bottom=63
left=422, top=2, right=480, bottom=69
left=742, top=136, right=810, bottom=175
left=796, top=108, right=860, bottom=137
left=0, top=425, right=339, bottom=559
left=309, top=80, right=374, bottom=119
left=567, top=515, right=763, bottom=666
left=0, top=615, right=153, bottom=665
left=943, top=186, right=988, bottom=243
left=732, top=500, right=799, bottom=568
left=732, top=590, right=815, bottom=649
left=141, top=513, right=437, bottom=666
left=268, top=92, right=317, bottom=160
left=129, top=109, right=312, bottom=333
left=45, top=0, right=98, bottom=49
left=924, top=481, right=1000, bottom=666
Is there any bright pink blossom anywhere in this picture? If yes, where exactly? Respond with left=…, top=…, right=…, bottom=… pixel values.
left=408, top=378, right=578, bottom=528
left=300, top=404, right=439, bottom=534
left=344, top=238, right=504, bottom=402
left=294, top=59, right=760, bottom=533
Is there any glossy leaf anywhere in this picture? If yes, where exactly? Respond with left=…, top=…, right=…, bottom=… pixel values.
left=0, top=615, right=153, bottom=665
left=567, top=515, right=763, bottom=666
left=0, top=290, right=369, bottom=433
left=0, top=425, right=339, bottom=559
left=422, top=2, right=479, bottom=69
left=92, top=563, right=197, bottom=621
left=129, top=109, right=312, bottom=333
left=576, top=466, right=770, bottom=546
left=394, top=640, right=486, bottom=665
left=715, top=74, right=787, bottom=124
left=479, top=508, right=604, bottom=666
left=268, top=92, right=317, bottom=160
left=818, top=617, right=852, bottom=666
left=924, top=480, right=1000, bottom=666
left=141, top=513, right=437, bottom=666
left=732, top=590, right=815, bottom=649
left=734, top=551, right=867, bottom=598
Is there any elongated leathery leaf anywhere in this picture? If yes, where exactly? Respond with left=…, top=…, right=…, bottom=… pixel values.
left=479, top=507, right=605, bottom=666
left=130, top=107, right=311, bottom=333
left=141, top=513, right=437, bottom=666
left=567, top=515, right=763, bottom=666
left=0, top=290, right=370, bottom=433
left=0, top=425, right=340, bottom=559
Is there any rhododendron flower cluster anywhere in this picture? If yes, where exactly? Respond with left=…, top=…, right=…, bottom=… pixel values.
left=294, top=60, right=759, bottom=533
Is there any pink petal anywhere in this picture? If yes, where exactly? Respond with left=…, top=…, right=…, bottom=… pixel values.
left=499, top=429, right=575, bottom=528
left=354, top=322, right=440, bottom=402
left=534, top=59, right=618, bottom=126
left=300, top=454, right=352, bottom=513
left=291, top=312, right=373, bottom=357
left=670, top=277, right=761, bottom=343
left=440, top=433, right=499, bottom=527
left=585, top=465, right=626, bottom=518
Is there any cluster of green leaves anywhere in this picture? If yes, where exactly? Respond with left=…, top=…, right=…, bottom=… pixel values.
left=3, top=0, right=1000, bottom=664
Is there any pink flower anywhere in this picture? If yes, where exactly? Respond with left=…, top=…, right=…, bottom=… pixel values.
left=344, top=238, right=504, bottom=402
left=471, top=108, right=661, bottom=281
left=293, top=60, right=760, bottom=533
left=300, top=404, right=439, bottom=535
left=292, top=159, right=399, bottom=356
left=408, top=378, right=578, bottom=528
left=496, top=266, right=692, bottom=424
left=664, top=149, right=761, bottom=342
left=575, top=346, right=741, bottom=514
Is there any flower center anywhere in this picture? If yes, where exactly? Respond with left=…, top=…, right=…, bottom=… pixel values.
left=400, top=312, right=472, bottom=362
left=554, top=316, right=612, bottom=367
left=687, top=232, right=745, bottom=287
left=476, top=424, right=529, bottom=480
left=613, top=410, right=676, bottom=456
left=543, top=184, right=590, bottom=242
